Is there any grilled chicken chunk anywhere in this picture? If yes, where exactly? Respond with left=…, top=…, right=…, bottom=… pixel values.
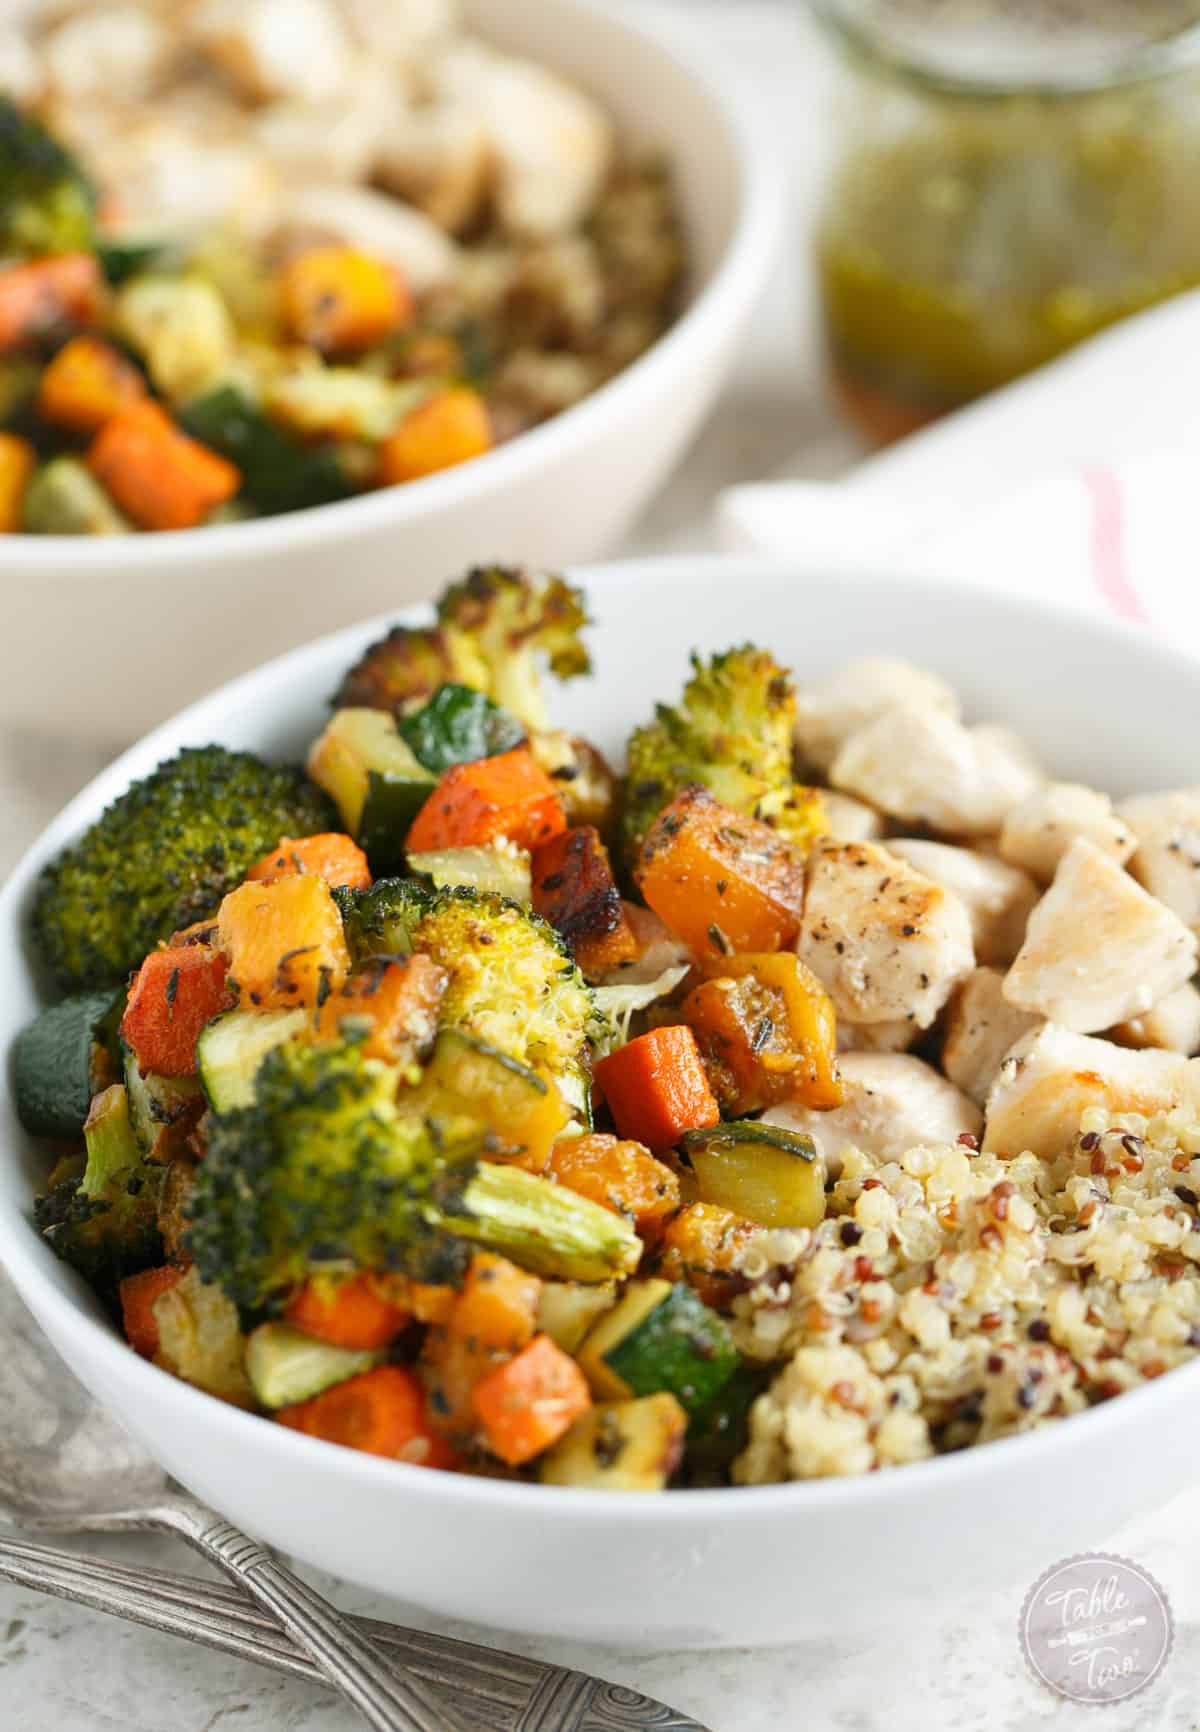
left=1118, top=789, right=1200, bottom=934
left=983, top=1022, right=1200, bottom=1157
left=886, top=839, right=1038, bottom=966
left=798, top=839, right=974, bottom=1028
left=1110, top=982, right=1200, bottom=1057
left=819, top=790, right=886, bottom=844
left=941, top=966, right=1041, bottom=1108
left=831, top=707, right=1041, bottom=838
left=999, top=781, right=1135, bottom=882
left=765, top=1052, right=981, bottom=1174
left=794, top=657, right=958, bottom=777
left=1003, top=838, right=1197, bottom=1033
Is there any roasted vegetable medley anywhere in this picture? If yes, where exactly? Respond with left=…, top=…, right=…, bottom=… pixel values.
left=0, top=33, right=682, bottom=535
left=20, top=566, right=1200, bottom=1488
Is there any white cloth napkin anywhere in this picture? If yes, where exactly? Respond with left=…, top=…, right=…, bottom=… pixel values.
left=718, top=287, right=1200, bottom=634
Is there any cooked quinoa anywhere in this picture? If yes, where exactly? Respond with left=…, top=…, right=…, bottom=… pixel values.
left=732, top=1105, right=1200, bottom=1483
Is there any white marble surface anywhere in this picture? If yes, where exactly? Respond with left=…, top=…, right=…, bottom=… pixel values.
left=3, top=4, right=1199, bottom=1729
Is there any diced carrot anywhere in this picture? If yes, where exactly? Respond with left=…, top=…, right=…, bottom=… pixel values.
left=547, top=1132, right=681, bottom=1236
left=120, top=1265, right=185, bottom=1359
left=278, top=1365, right=458, bottom=1468
left=0, top=432, right=35, bottom=531
left=405, top=748, right=567, bottom=855
left=471, top=1333, right=592, bottom=1466
left=658, top=1202, right=762, bottom=1310
left=592, top=1026, right=719, bottom=1152
left=313, top=955, right=447, bottom=1063
left=378, top=386, right=492, bottom=485
left=120, top=945, right=230, bottom=1077
left=530, top=827, right=639, bottom=976
left=0, top=254, right=102, bottom=353
left=217, top=875, right=350, bottom=1010
left=287, top=1273, right=410, bottom=1350
left=683, top=952, right=844, bottom=1114
left=36, top=333, right=146, bottom=433
left=87, top=401, right=240, bottom=531
left=246, top=832, right=372, bottom=891
left=421, top=1253, right=541, bottom=1437
left=637, top=785, right=807, bottom=957
left=280, top=247, right=412, bottom=353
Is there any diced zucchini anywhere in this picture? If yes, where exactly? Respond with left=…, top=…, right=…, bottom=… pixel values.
left=197, top=1009, right=308, bottom=1112
left=23, top=458, right=134, bottom=535
left=97, top=237, right=182, bottom=287
left=123, top=1049, right=202, bottom=1160
left=81, top=1082, right=140, bottom=1186
left=399, top=1027, right=570, bottom=1167
left=115, top=275, right=235, bottom=402
left=434, top=1161, right=642, bottom=1283
left=682, top=1121, right=825, bottom=1230
left=307, top=707, right=435, bottom=873
left=12, top=988, right=121, bottom=1138
left=245, top=1322, right=379, bottom=1408
left=407, top=843, right=532, bottom=904
left=539, top=1394, right=687, bottom=1491
left=682, top=1363, right=769, bottom=1484
left=577, top=1279, right=739, bottom=1414
left=263, top=367, right=407, bottom=443
left=537, top=1280, right=617, bottom=1353
left=179, top=384, right=350, bottom=515
left=398, top=683, right=526, bottom=775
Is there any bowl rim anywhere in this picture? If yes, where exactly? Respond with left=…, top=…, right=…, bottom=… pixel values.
left=0, top=0, right=780, bottom=581
left=6, top=552, right=1200, bottom=1521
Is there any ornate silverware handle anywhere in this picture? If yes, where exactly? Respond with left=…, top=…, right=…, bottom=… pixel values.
left=0, top=1533, right=712, bottom=1730
left=155, top=1495, right=470, bottom=1732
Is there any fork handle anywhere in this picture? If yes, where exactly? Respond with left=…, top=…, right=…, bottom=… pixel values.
left=154, top=1496, right=469, bottom=1732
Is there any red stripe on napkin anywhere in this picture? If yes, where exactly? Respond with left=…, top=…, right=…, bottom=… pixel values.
left=1084, top=467, right=1147, bottom=624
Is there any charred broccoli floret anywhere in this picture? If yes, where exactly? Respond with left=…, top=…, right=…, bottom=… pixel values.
left=339, top=879, right=593, bottom=1101
left=334, top=566, right=591, bottom=732
left=32, top=745, right=335, bottom=991
left=35, top=1083, right=163, bottom=1303
left=186, top=1035, right=638, bottom=1311
left=0, top=97, right=95, bottom=256
left=621, top=645, right=826, bottom=869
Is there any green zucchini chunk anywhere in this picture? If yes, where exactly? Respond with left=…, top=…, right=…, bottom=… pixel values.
left=683, top=1120, right=825, bottom=1229
left=12, top=988, right=120, bottom=1138
left=540, top=1394, right=687, bottom=1491
left=579, top=1279, right=740, bottom=1415
left=197, top=1008, right=308, bottom=1113
left=245, top=1322, right=379, bottom=1409
left=123, top=1048, right=203, bottom=1159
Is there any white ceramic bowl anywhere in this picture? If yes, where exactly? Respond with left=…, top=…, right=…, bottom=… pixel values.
left=2, top=0, right=777, bottom=744
left=4, top=557, right=1197, bottom=1650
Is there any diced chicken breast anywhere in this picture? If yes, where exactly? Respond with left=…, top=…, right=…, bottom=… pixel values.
left=1118, top=789, right=1200, bottom=934
left=280, top=185, right=460, bottom=292
left=941, top=966, right=1042, bottom=1108
left=196, top=0, right=353, bottom=104
left=374, top=101, right=493, bottom=233
left=983, top=1022, right=1200, bottom=1157
left=337, top=0, right=458, bottom=57
left=793, top=657, right=959, bottom=776
left=885, top=839, right=1038, bottom=966
left=1003, top=837, right=1197, bottom=1032
left=765, top=1053, right=981, bottom=1174
left=42, top=6, right=176, bottom=103
left=435, top=41, right=612, bottom=237
left=0, top=28, right=45, bottom=105
left=999, top=781, right=1136, bottom=882
left=838, top=1017, right=917, bottom=1054
left=831, top=707, right=1041, bottom=837
left=798, top=840, right=975, bottom=1028
left=819, top=791, right=885, bottom=844
left=252, top=64, right=395, bottom=186
left=1111, top=983, right=1200, bottom=1057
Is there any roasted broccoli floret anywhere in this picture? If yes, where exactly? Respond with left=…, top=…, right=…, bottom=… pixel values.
left=339, top=879, right=593, bottom=1099
left=621, top=645, right=826, bottom=868
left=334, top=566, right=591, bottom=732
left=186, top=1035, right=638, bottom=1311
left=0, top=97, right=95, bottom=256
left=32, top=745, right=335, bottom=991
left=35, top=1083, right=163, bottom=1303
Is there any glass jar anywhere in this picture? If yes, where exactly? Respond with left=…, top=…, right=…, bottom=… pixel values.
left=810, top=0, right=1200, bottom=444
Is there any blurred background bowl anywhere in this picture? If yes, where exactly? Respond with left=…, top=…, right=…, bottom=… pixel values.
left=1, top=0, right=778, bottom=743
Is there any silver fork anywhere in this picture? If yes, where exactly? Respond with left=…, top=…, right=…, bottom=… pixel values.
left=0, top=1281, right=469, bottom=1732
left=0, top=1278, right=708, bottom=1729
left=0, top=1535, right=707, bottom=1730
